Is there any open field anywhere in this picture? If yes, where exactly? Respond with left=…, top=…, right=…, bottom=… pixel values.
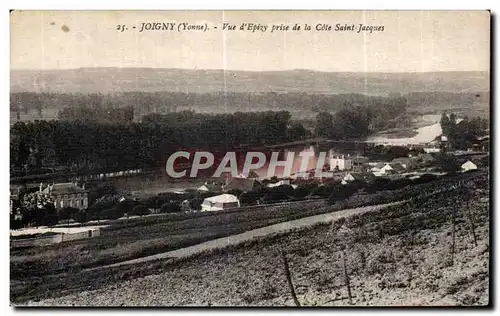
left=15, top=171, right=489, bottom=306
left=10, top=171, right=488, bottom=305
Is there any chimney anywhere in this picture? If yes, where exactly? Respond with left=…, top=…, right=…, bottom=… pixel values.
left=39, top=182, right=43, bottom=193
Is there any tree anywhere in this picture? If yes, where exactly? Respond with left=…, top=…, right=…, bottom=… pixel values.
left=10, top=214, right=23, bottom=230
left=293, top=183, right=317, bottom=199
left=263, top=185, right=295, bottom=203
left=58, top=207, right=79, bottom=222
left=130, top=204, right=150, bottom=217
left=435, top=154, right=460, bottom=174
left=73, top=211, right=89, bottom=223
left=315, top=112, right=334, bottom=139
left=288, top=123, right=308, bottom=141
left=227, top=189, right=243, bottom=198
left=160, top=202, right=181, bottom=213
left=240, top=187, right=269, bottom=205
left=332, top=104, right=371, bottom=140
left=189, top=198, right=204, bottom=211
left=101, top=208, right=125, bottom=220
left=328, top=185, right=356, bottom=205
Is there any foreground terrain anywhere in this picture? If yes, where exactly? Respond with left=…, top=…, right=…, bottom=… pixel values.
left=12, top=172, right=489, bottom=306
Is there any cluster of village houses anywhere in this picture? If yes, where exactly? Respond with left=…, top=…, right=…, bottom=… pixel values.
left=196, top=146, right=487, bottom=212
left=10, top=138, right=489, bottom=216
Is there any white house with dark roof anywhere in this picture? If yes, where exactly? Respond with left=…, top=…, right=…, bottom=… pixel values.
left=41, top=182, right=88, bottom=210
left=201, top=194, right=240, bottom=212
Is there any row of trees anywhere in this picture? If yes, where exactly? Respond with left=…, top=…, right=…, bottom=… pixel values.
left=10, top=111, right=308, bottom=175
left=440, top=113, right=489, bottom=150
left=11, top=92, right=414, bottom=119
left=314, top=97, right=409, bottom=140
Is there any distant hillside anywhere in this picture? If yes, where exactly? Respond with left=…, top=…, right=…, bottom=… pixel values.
left=10, top=68, right=490, bottom=95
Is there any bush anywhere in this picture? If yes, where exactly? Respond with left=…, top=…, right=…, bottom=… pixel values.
left=366, top=177, right=392, bottom=193
left=240, top=188, right=268, bottom=205
left=10, top=215, right=23, bottom=230
left=58, top=207, right=79, bottom=221
left=414, top=174, right=438, bottom=184
left=160, top=202, right=181, bottom=213
left=129, top=205, right=150, bottom=217
left=293, top=183, right=318, bottom=199
left=189, top=198, right=204, bottom=211
left=41, top=214, right=59, bottom=227
left=73, top=211, right=88, bottom=223
left=328, top=184, right=356, bottom=204
left=263, top=185, right=295, bottom=203
left=114, top=199, right=139, bottom=215
left=227, top=189, right=243, bottom=198
left=101, top=208, right=125, bottom=220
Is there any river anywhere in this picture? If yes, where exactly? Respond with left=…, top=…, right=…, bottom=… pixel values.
left=365, top=114, right=443, bottom=146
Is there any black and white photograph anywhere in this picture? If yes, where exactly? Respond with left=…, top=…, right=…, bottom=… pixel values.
left=9, top=10, right=491, bottom=307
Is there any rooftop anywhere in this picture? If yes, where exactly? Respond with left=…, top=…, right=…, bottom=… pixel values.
left=42, top=183, right=87, bottom=195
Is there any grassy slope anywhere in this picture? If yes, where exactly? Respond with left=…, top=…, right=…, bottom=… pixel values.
left=12, top=172, right=489, bottom=306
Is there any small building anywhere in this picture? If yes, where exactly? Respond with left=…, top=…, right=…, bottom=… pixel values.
left=351, top=156, right=370, bottom=166
left=391, top=157, right=418, bottom=170
left=424, top=147, right=441, bottom=154
left=201, top=194, right=240, bottom=212
left=41, top=182, right=89, bottom=210
left=197, top=181, right=223, bottom=193
left=461, top=160, right=478, bottom=172
left=341, top=172, right=376, bottom=185
left=379, top=163, right=405, bottom=175
left=267, top=179, right=298, bottom=189
left=291, top=171, right=313, bottom=180
left=370, top=162, right=387, bottom=172
left=418, top=153, right=436, bottom=166
left=235, top=171, right=260, bottom=179
left=330, top=155, right=353, bottom=171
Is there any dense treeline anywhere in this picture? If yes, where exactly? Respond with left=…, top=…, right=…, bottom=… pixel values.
left=10, top=111, right=306, bottom=174
left=440, top=113, right=489, bottom=150
left=11, top=91, right=424, bottom=120
left=314, top=97, right=408, bottom=140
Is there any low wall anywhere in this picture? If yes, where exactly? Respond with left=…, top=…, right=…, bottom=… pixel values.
left=10, top=229, right=101, bottom=248
left=10, top=234, right=63, bottom=248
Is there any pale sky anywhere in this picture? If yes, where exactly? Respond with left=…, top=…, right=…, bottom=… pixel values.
left=10, top=10, right=490, bottom=72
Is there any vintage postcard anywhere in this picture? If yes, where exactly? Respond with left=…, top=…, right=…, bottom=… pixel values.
left=10, top=10, right=490, bottom=307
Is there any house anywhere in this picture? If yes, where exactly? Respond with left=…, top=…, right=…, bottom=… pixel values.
left=351, top=156, right=369, bottom=165
left=379, top=163, right=405, bottom=175
left=461, top=160, right=478, bottom=172
left=197, top=181, right=223, bottom=193
left=418, top=153, right=436, bottom=166
left=267, top=179, right=298, bottom=189
left=370, top=162, right=387, bottom=172
left=424, top=147, right=441, bottom=154
left=330, top=155, right=353, bottom=171
left=201, top=194, right=240, bottom=212
left=267, top=178, right=291, bottom=187
left=235, top=170, right=260, bottom=179
left=41, top=182, right=89, bottom=210
left=223, top=178, right=261, bottom=192
left=341, top=172, right=376, bottom=185
left=291, top=171, right=313, bottom=180
left=391, top=157, right=418, bottom=170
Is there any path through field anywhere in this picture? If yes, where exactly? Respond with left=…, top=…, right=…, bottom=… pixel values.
left=100, top=201, right=405, bottom=269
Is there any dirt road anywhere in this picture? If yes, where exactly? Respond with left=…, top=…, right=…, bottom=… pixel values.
left=100, top=201, right=404, bottom=270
